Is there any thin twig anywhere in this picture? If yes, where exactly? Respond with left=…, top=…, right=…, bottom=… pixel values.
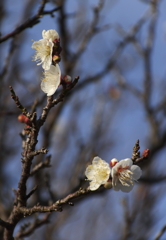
left=30, top=156, right=51, bottom=176
left=15, top=213, right=50, bottom=239
left=153, top=225, right=166, bottom=240
left=9, top=86, right=27, bottom=114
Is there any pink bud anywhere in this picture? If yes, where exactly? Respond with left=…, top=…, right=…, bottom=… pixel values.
left=142, top=149, right=150, bottom=158
left=18, top=115, right=31, bottom=125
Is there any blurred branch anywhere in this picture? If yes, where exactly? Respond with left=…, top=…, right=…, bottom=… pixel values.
left=0, top=219, right=11, bottom=230
left=72, top=0, right=105, bottom=62
left=153, top=225, right=166, bottom=240
left=0, top=0, right=61, bottom=43
left=142, top=1, right=159, bottom=143
left=122, top=198, right=133, bottom=240
left=113, top=67, right=143, bottom=99
left=0, top=38, right=16, bottom=78
left=74, top=11, right=149, bottom=92
left=140, top=176, right=166, bottom=184
left=15, top=213, right=50, bottom=240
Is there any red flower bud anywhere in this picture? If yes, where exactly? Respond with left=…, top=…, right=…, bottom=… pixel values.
left=110, top=158, right=118, bottom=167
left=142, top=149, right=150, bottom=158
left=18, top=114, right=31, bottom=126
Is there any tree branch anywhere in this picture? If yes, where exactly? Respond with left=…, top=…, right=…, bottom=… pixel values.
left=0, top=0, right=61, bottom=43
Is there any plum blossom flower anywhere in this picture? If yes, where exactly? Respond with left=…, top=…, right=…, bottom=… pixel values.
left=111, top=158, right=142, bottom=192
left=85, top=156, right=111, bottom=191
left=32, top=29, right=59, bottom=70
left=41, top=64, right=61, bottom=96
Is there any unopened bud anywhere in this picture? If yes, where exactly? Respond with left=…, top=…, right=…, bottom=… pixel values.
left=104, top=179, right=112, bottom=189
left=110, top=158, right=118, bottom=167
left=18, top=114, right=31, bottom=126
left=53, top=38, right=60, bottom=44
left=52, top=55, right=61, bottom=64
left=142, top=149, right=150, bottom=158
left=24, top=125, right=31, bottom=134
left=63, top=75, right=72, bottom=84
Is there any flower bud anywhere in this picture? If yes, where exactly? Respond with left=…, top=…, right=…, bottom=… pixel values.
left=53, top=38, right=60, bottom=44
left=142, top=149, right=150, bottom=158
left=52, top=55, right=61, bottom=64
left=63, top=75, right=72, bottom=84
left=18, top=114, right=31, bottom=126
left=110, top=158, right=118, bottom=167
left=104, top=179, right=112, bottom=189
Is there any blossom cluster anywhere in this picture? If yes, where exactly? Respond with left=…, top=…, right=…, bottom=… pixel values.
left=85, top=156, right=142, bottom=192
left=32, top=29, right=61, bottom=96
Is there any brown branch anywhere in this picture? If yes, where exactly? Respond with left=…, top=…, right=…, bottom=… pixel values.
left=4, top=76, right=79, bottom=239
left=30, top=156, right=51, bottom=176
left=26, top=185, right=38, bottom=200
left=0, top=0, right=61, bottom=43
left=0, top=218, right=11, bottom=230
left=131, top=140, right=150, bottom=164
left=19, top=187, right=91, bottom=216
left=37, top=76, right=79, bottom=127
left=15, top=213, right=50, bottom=239
left=9, top=86, right=27, bottom=114
left=29, top=147, right=48, bottom=157
left=139, top=176, right=166, bottom=184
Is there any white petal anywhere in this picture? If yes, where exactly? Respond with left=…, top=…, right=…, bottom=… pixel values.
left=50, top=64, right=60, bottom=74
left=112, top=181, right=121, bottom=191
left=42, top=29, right=59, bottom=40
left=131, top=165, right=142, bottom=180
left=112, top=176, right=119, bottom=188
left=85, top=167, right=96, bottom=179
left=42, top=55, right=52, bottom=70
left=41, top=81, right=57, bottom=96
left=92, top=157, right=110, bottom=171
left=120, top=158, right=133, bottom=168
left=89, top=181, right=101, bottom=191
left=111, top=167, right=116, bottom=178
left=92, top=156, right=102, bottom=165
left=41, top=65, right=61, bottom=96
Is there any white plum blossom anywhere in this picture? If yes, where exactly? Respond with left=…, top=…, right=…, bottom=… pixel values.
left=111, top=158, right=142, bottom=192
left=41, top=64, right=61, bottom=96
left=32, top=29, right=59, bottom=70
left=85, top=156, right=111, bottom=191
